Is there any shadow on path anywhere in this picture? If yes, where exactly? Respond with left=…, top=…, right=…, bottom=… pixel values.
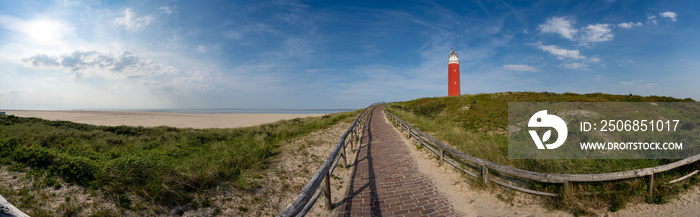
left=334, top=105, right=459, bottom=216
left=335, top=106, right=382, bottom=216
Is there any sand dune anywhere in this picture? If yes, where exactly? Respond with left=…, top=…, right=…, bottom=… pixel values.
left=4, top=110, right=325, bottom=129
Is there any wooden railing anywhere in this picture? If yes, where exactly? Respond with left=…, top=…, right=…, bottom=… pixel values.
left=0, top=194, right=29, bottom=217
left=277, top=103, right=379, bottom=217
left=384, top=108, right=700, bottom=197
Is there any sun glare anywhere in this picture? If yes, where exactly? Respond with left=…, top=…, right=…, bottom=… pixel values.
left=24, top=20, right=68, bottom=45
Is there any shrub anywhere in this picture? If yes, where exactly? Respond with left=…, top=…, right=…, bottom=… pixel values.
left=0, top=109, right=359, bottom=208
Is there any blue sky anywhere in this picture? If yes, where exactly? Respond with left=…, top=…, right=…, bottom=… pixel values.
left=0, top=0, right=698, bottom=109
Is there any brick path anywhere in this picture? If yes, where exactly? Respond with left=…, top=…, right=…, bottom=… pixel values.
left=336, top=105, right=462, bottom=217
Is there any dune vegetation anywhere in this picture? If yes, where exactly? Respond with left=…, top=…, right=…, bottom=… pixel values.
left=0, top=110, right=358, bottom=215
left=386, top=92, right=700, bottom=213
left=386, top=92, right=696, bottom=173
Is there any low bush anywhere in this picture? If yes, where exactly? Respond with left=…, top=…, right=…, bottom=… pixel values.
left=387, top=92, right=699, bottom=213
left=0, top=109, right=359, bottom=208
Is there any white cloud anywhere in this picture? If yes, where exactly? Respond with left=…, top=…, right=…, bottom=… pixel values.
left=618, top=60, right=635, bottom=66
left=618, top=22, right=642, bottom=29
left=533, top=43, right=601, bottom=70
left=23, top=54, right=59, bottom=67
left=538, top=17, right=655, bottom=45
left=538, top=17, right=614, bottom=45
left=647, top=15, right=658, bottom=25
left=222, top=23, right=274, bottom=41
left=561, top=62, right=587, bottom=69
left=503, top=64, right=538, bottom=72
left=159, top=6, right=172, bottom=14
left=620, top=81, right=657, bottom=88
left=196, top=45, right=207, bottom=53
left=23, top=50, right=177, bottom=79
left=535, top=43, right=586, bottom=60
left=660, top=12, right=677, bottom=22
left=594, top=75, right=605, bottom=80
left=114, top=8, right=154, bottom=31
left=538, top=17, right=578, bottom=40
left=579, top=23, right=614, bottom=44
left=223, top=30, right=243, bottom=40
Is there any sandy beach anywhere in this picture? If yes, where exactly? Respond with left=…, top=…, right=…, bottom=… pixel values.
left=4, top=110, right=326, bottom=129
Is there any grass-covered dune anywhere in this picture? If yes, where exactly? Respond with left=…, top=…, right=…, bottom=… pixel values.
left=387, top=92, right=700, bottom=212
left=386, top=91, right=696, bottom=174
left=0, top=110, right=359, bottom=214
left=386, top=92, right=700, bottom=212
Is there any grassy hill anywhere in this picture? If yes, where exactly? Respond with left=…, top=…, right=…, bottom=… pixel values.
left=386, top=92, right=696, bottom=174
left=0, top=111, right=359, bottom=215
left=386, top=92, right=700, bottom=212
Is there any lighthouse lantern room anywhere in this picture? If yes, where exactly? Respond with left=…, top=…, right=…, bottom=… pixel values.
left=448, top=49, right=460, bottom=96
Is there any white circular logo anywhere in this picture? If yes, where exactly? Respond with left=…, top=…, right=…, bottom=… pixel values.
left=527, top=110, right=568, bottom=149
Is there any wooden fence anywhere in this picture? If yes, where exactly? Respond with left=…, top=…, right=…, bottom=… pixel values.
left=384, top=108, right=700, bottom=198
left=0, top=194, right=29, bottom=217
left=277, top=103, right=378, bottom=217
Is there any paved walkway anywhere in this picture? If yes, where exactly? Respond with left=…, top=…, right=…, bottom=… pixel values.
left=336, top=105, right=461, bottom=217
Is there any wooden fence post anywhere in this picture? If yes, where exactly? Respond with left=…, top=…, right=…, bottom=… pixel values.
left=648, top=173, right=654, bottom=195
left=440, top=147, right=444, bottom=165
left=352, top=126, right=356, bottom=139
left=342, top=141, right=347, bottom=167
left=379, top=109, right=700, bottom=200
left=324, top=172, right=332, bottom=210
left=482, top=165, right=489, bottom=186
left=350, top=131, right=354, bottom=149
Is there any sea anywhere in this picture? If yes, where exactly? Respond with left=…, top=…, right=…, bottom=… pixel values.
left=109, top=108, right=357, bottom=114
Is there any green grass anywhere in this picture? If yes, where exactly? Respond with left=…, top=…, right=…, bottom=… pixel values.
left=386, top=92, right=700, bottom=212
left=0, top=111, right=359, bottom=209
left=386, top=92, right=696, bottom=173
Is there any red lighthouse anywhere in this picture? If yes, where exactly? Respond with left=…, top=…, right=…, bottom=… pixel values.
left=448, top=49, right=460, bottom=96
